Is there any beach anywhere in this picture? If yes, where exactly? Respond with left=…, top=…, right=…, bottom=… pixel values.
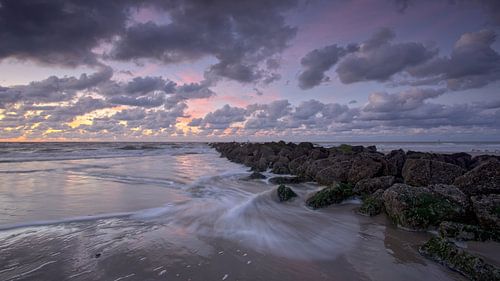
left=0, top=142, right=498, bottom=280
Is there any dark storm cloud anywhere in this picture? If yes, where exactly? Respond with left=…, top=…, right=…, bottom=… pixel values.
left=335, top=28, right=436, bottom=84
left=300, top=28, right=500, bottom=90
left=407, top=29, right=500, bottom=90
left=298, top=44, right=354, bottom=89
left=110, top=0, right=298, bottom=84
left=0, top=66, right=112, bottom=107
left=0, top=0, right=297, bottom=85
left=0, top=0, right=134, bottom=66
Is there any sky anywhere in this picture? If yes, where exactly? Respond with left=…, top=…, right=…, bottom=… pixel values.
left=0, top=0, right=499, bottom=142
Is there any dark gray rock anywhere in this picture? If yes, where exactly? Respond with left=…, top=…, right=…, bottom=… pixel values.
left=353, top=176, right=396, bottom=195
left=243, top=171, right=266, bottom=180
left=385, top=149, right=406, bottom=177
left=347, top=153, right=386, bottom=183
left=471, top=194, right=500, bottom=229
left=269, top=176, right=306, bottom=185
left=454, top=161, right=500, bottom=196
left=277, top=184, right=297, bottom=202
left=402, top=159, right=465, bottom=186
left=271, top=156, right=290, bottom=174
left=438, top=221, right=499, bottom=242
left=383, top=183, right=468, bottom=230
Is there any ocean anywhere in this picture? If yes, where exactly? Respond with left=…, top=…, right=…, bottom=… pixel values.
left=1, top=142, right=496, bottom=280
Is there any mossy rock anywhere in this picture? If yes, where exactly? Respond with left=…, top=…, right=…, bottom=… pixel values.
left=383, top=184, right=466, bottom=230
left=358, top=189, right=384, bottom=216
left=306, top=183, right=353, bottom=209
left=438, top=221, right=500, bottom=242
left=338, top=144, right=354, bottom=154
left=419, top=237, right=500, bottom=281
left=277, top=184, right=297, bottom=202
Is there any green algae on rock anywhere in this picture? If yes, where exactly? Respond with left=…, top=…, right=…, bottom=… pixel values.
left=438, top=221, right=500, bottom=242
left=306, top=182, right=353, bottom=209
left=419, top=237, right=500, bottom=281
left=383, top=184, right=467, bottom=230
left=358, top=189, right=385, bottom=216
left=277, top=184, right=297, bottom=202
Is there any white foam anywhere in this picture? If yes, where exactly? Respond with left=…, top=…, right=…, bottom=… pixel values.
left=0, top=212, right=133, bottom=231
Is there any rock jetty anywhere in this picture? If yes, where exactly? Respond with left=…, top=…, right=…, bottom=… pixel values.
left=210, top=141, right=500, bottom=279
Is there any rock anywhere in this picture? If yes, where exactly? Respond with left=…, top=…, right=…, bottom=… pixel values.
left=95, top=253, right=101, bottom=258
left=383, top=184, right=467, bottom=230
left=306, top=183, right=353, bottom=209
left=277, top=184, right=297, bottom=202
left=385, top=149, right=406, bottom=177
left=402, top=159, right=465, bottom=186
left=353, top=176, right=396, bottom=195
left=469, top=155, right=500, bottom=169
left=271, top=156, right=290, bottom=174
left=471, top=194, right=500, bottom=229
left=347, top=154, right=386, bottom=183
left=288, top=155, right=308, bottom=175
left=309, top=148, right=329, bottom=160
left=454, top=161, right=500, bottom=196
left=438, top=221, right=499, bottom=242
left=269, top=176, right=305, bottom=185
left=419, top=237, right=500, bottom=281
left=427, top=184, right=471, bottom=211
left=315, top=165, right=348, bottom=185
left=243, top=171, right=266, bottom=180
left=358, top=189, right=385, bottom=216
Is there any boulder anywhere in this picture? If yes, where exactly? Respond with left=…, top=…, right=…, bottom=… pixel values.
left=277, top=184, right=297, bottom=202
left=288, top=155, right=308, bottom=175
left=385, top=149, right=406, bottom=177
left=419, top=237, right=500, bottom=281
left=271, top=156, right=290, bottom=174
left=469, top=155, right=500, bottom=169
left=402, top=159, right=465, bottom=186
left=347, top=154, right=386, bottom=183
left=454, top=161, right=500, bottom=196
left=243, top=171, right=266, bottom=180
left=315, top=163, right=350, bottom=185
left=309, top=148, right=329, bottom=160
left=269, top=176, right=306, bottom=185
left=353, top=176, right=396, bottom=195
left=306, top=183, right=353, bottom=209
left=438, top=221, right=499, bottom=242
left=358, top=189, right=385, bottom=216
left=383, top=184, right=467, bottom=230
left=471, top=194, right=500, bottom=229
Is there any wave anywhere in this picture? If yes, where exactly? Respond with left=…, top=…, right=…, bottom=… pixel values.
left=0, top=212, right=134, bottom=232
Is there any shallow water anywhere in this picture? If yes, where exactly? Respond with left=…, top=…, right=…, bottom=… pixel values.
left=0, top=142, right=490, bottom=280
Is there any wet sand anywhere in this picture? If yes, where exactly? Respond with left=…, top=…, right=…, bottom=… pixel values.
left=0, top=203, right=472, bottom=281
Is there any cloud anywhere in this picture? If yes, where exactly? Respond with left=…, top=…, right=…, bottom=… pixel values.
left=298, top=44, right=352, bottom=89
left=0, top=66, right=112, bottom=107
left=335, top=28, right=436, bottom=84
left=392, top=0, right=500, bottom=25
left=407, top=29, right=500, bottom=90
left=188, top=88, right=500, bottom=137
left=0, top=0, right=132, bottom=66
left=190, top=104, right=246, bottom=130
left=109, top=0, right=298, bottom=84
left=300, top=28, right=500, bottom=90
left=0, top=0, right=297, bottom=86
